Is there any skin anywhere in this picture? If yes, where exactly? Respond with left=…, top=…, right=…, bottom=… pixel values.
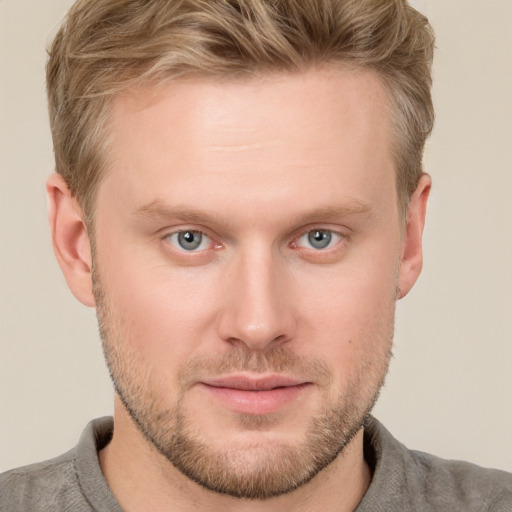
left=47, top=66, right=430, bottom=512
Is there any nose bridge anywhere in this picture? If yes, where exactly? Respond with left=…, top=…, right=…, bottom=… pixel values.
left=217, top=241, right=295, bottom=349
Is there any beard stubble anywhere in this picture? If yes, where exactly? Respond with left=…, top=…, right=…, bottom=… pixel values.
left=93, top=268, right=392, bottom=500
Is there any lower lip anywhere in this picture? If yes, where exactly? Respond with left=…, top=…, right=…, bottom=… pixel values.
left=201, top=383, right=311, bottom=415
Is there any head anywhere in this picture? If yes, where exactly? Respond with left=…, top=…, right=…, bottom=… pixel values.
left=47, top=0, right=434, bottom=225
left=46, top=0, right=434, bottom=501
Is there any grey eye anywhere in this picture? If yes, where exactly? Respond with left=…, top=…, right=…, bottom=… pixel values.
left=168, top=230, right=209, bottom=251
left=296, top=229, right=342, bottom=250
left=307, top=230, right=332, bottom=249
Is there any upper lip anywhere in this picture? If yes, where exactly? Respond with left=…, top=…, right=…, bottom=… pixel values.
left=201, top=375, right=309, bottom=391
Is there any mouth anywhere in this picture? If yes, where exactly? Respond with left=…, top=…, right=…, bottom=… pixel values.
left=199, top=375, right=313, bottom=415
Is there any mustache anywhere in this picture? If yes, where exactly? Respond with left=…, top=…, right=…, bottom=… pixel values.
left=178, top=345, right=332, bottom=388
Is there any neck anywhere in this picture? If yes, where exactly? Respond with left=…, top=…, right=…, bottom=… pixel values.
left=99, top=399, right=371, bottom=512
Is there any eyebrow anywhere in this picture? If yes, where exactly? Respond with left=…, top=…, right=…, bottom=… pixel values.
left=293, top=202, right=373, bottom=225
left=133, top=199, right=372, bottom=228
left=134, top=201, right=227, bottom=225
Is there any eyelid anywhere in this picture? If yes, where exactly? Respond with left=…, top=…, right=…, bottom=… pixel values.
left=162, top=226, right=221, bottom=252
left=168, top=231, right=209, bottom=251
left=291, top=226, right=347, bottom=251
left=159, top=224, right=347, bottom=253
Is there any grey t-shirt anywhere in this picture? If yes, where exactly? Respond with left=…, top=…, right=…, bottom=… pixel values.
left=1, top=416, right=511, bottom=511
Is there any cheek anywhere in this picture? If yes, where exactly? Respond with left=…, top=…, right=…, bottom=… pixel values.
left=96, top=246, right=222, bottom=369
left=294, top=251, right=398, bottom=374
left=298, top=246, right=398, bottom=322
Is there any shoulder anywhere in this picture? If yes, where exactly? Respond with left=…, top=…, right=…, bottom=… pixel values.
left=408, top=447, right=512, bottom=510
left=362, top=417, right=512, bottom=511
left=0, top=418, right=114, bottom=512
left=0, top=450, right=92, bottom=512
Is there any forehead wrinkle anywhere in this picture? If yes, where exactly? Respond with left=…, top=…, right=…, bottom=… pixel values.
left=204, top=141, right=281, bottom=153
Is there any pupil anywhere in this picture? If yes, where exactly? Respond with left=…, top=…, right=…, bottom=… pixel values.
left=178, top=231, right=201, bottom=250
left=308, top=230, right=331, bottom=249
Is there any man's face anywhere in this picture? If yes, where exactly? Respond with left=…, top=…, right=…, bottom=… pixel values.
left=92, top=68, right=403, bottom=498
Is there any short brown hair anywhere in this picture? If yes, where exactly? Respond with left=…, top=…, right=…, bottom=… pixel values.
left=46, top=0, right=435, bottom=223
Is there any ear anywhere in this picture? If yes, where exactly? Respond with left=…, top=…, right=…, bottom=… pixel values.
left=397, top=173, right=431, bottom=300
left=46, top=173, right=95, bottom=307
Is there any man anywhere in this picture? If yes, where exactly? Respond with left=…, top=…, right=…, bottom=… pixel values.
left=1, top=0, right=511, bottom=510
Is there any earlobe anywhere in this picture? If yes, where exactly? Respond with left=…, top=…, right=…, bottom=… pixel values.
left=46, top=173, right=95, bottom=307
left=397, top=174, right=431, bottom=300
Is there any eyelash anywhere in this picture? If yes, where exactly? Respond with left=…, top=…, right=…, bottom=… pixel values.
left=165, top=230, right=217, bottom=252
left=294, top=229, right=344, bottom=251
left=163, top=227, right=345, bottom=254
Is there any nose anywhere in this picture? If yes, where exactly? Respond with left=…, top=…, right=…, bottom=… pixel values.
left=216, top=246, right=297, bottom=351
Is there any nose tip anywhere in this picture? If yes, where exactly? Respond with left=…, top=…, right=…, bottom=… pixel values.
left=222, top=321, right=293, bottom=351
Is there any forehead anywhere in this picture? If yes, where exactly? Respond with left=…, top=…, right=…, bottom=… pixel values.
left=110, top=67, right=391, bottom=154
left=100, top=67, right=396, bottom=225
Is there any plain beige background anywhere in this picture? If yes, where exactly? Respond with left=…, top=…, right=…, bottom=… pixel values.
left=1, top=0, right=511, bottom=473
